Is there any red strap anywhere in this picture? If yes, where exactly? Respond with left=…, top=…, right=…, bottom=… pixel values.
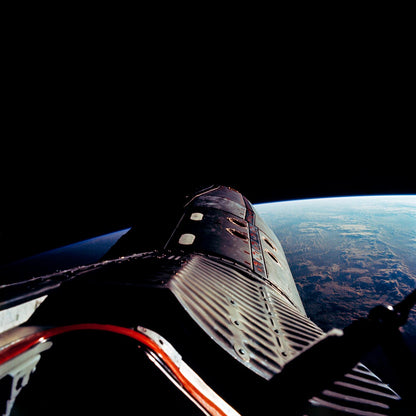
left=0, top=323, right=227, bottom=416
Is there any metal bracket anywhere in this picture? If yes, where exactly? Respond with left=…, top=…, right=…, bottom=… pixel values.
left=0, top=341, right=52, bottom=416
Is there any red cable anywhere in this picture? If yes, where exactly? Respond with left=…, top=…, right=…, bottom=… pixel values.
left=0, top=323, right=228, bottom=416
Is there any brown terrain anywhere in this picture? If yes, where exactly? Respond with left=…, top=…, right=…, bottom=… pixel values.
left=256, top=196, right=416, bottom=334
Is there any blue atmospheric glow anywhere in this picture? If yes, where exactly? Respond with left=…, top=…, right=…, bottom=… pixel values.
left=1, top=228, right=131, bottom=280
left=255, top=194, right=416, bottom=209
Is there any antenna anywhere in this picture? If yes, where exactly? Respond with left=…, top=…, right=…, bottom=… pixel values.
left=393, top=287, right=416, bottom=327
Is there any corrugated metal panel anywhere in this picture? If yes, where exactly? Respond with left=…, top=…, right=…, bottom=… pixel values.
left=307, top=363, right=401, bottom=415
left=167, top=252, right=401, bottom=415
left=169, top=254, right=325, bottom=380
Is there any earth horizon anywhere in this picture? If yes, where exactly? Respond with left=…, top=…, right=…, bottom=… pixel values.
left=255, top=195, right=416, bottom=336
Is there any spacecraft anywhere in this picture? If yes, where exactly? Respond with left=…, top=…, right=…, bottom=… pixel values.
left=0, top=186, right=414, bottom=415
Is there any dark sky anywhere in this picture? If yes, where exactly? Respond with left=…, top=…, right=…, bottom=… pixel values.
left=1, top=28, right=414, bottom=264
left=1, top=130, right=412, bottom=266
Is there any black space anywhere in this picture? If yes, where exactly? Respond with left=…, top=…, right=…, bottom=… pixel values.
left=1, top=25, right=414, bottom=266
left=0, top=16, right=415, bottom=416
left=1, top=129, right=412, bottom=265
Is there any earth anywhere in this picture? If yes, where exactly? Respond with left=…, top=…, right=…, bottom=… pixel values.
left=255, top=195, right=416, bottom=337
left=255, top=195, right=416, bottom=402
